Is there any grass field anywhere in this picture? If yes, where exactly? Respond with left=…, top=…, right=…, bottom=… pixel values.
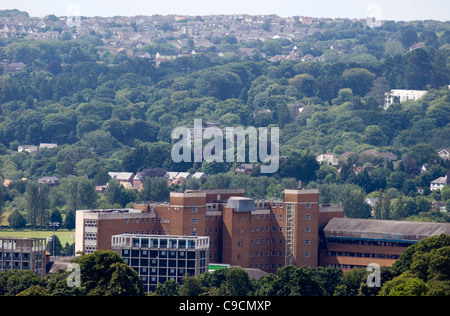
left=0, top=230, right=75, bottom=245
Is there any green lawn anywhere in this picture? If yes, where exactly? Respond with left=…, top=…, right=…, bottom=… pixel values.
left=0, top=230, right=75, bottom=245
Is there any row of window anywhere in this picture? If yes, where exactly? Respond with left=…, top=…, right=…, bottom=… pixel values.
left=251, top=251, right=284, bottom=258
left=125, top=258, right=200, bottom=268
left=326, top=251, right=400, bottom=259
left=250, top=238, right=310, bottom=246
left=324, top=264, right=367, bottom=270
left=121, top=211, right=314, bottom=225
left=122, top=249, right=200, bottom=259
left=137, top=268, right=198, bottom=278
left=1, top=252, right=32, bottom=260
left=251, top=238, right=284, bottom=245
left=251, top=226, right=312, bottom=233
left=237, top=251, right=312, bottom=261
left=250, top=263, right=283, bottom=270
left=125, top=217, right=168, bottom=224
left=326, top=238, right=415, bottom=248
left=84, top=220, right=97, bottom=227
left=84, top=232, right=97, bottom=240
left=125, top=230, right=167, bottom=235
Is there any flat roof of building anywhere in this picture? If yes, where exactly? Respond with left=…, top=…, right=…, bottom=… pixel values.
left=284, top=189, right=319, bottom=195
left=324, top=217, right=450, bottom=242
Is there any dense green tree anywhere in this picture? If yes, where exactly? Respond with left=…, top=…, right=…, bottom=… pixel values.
left=405, top=49, right=433, bottom=90
left=24, top=182, right=50, bottom=229
left=342, top=68, right=376, bottom=96
left=139, top=177, right=170, bottom=202
left=255, top=266, right=324, bottom=296
left=154, top=279, right=179, bottom=296
left=278, top=152, right=320, bottom=184
left=105, top=179, right=128, bottom=207
left=0, top=270, right=46, bottom=296
left=362, top=125, right=389, bottom=146
left=7, top=210, right=27, bottom=229
left=75, top=250, right=145, bottom=296
left=379, top=272, right=429, bottom=296
left=178, top=275, right=205, bottom=296
left=401, top=28, right=418, bottom=48
left=341, top=188, right=371, bottom=218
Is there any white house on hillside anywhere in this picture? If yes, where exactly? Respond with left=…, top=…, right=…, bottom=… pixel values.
left=430, top=175, right=448, bottom=191
left=18, top=145, right=38, bottom=154
left=438, top=149, right=450, bottom=161
left=384, top=89, right=428, bottom=109
left=316, top=153, right=339, bottom=167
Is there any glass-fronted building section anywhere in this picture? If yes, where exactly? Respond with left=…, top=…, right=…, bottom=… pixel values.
left=112, top=234, right=209, bottom=292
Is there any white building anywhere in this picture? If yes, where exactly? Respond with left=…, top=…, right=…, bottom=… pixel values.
left=316, top=153, right=339, bottom=167
left=430, top=175, right=448, bottom=191
left=111, top=234, right=209, bottom=292
left=384, top=89, right=428, bottom=109
left=39, top=143, right=57, bottom=150
left=438, top=149, right=450, bottom=161
left=18, top=145, right=38, bottom=154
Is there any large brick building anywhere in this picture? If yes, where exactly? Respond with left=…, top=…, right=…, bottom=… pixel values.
left=76, top=188, right=344, bottom=273
left=76, top=188, right=450, bottom=275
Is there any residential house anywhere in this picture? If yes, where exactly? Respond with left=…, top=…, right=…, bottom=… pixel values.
left=365, top=197, right=379, bottom=216
left=379, top=152, right=398, bottom=163
left=191, top=172, right=208, bottom=183
left=316, top=153, right=339, bottom=167
left=164, top=172, right=180, bottom=185
left=133, top=172, right=145, bottom=191
left=1, top=61, right=26, bottom=72
left=18, top=145, right=38, bottom=154
left=38, top=176, right=59, bottom=187
left=361, top=150, right=397, bottom=164
left=430, top=175, right=449, bottom=191
left=39, top=143, right=57, bottom=150
left=301, top=54, right=316, bottom=62
left=340, top=152, right=357, bottom=160
left=438, top=149, right=450, bottom=161
left=432, top=201, right=447, bottom=213
left=409, top=42, right=426, bottom=51
left=384, top=89, right=428, bottom=109
left=172, top=172, right=192, bottom=185
left=235, top=163, right=260, bottom=175
left=108, top=172, right=135, bottom=189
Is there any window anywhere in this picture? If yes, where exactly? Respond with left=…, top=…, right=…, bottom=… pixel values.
left=305, top=214, right=311, bottom=220
left=305, top=227, right=311, bottom=233
left=306, top=203, right=311, bottom=209
left=192, top=207, right=198, bottom=212
left=305, top=240, right=311, bottom=245
left=192, top=218, right=198, bottom=224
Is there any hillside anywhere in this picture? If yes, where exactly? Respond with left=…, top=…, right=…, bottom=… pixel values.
left=0, top=13, right=449, bottom=227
